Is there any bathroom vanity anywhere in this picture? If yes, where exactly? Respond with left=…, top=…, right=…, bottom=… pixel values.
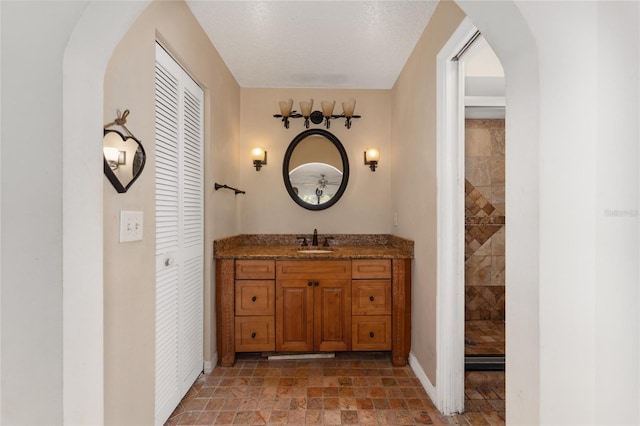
left=214, top=234, right=413, bottom=366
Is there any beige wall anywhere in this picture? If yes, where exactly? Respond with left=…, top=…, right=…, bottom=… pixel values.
left=239, top=89, right=392, bottom=234
left=103, top=1, right=240, bottom=424
left=391, top=1, right=466, bottom=385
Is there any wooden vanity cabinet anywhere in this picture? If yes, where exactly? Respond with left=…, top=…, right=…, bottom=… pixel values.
left=352, top=259, right=392, bottom=350
left=233, top=260, right=275, bottom=353
left=215, top=256, right=411, bottom=367
left=276, top=260, right=351, bottom=352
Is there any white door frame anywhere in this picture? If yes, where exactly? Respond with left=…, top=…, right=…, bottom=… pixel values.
left=435, top=17, right=477, bottom=415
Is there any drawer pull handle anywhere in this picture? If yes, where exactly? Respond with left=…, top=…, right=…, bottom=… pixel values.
left=314, top=281, right=319, bottom=287
left=369, top=296, right=375, bottom=302
left=369, top=332, right=375, bottom=338
left=251, top=296, right=257, bottom=302
left=308, top=281, right=313, bottom=287
left=251, top=332, right=256, bottom=339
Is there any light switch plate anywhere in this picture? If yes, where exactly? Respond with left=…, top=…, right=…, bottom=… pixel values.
left=120, top=210, right=143, bottom=242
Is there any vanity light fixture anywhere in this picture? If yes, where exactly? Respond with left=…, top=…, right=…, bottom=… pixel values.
left=251, top=147, right=267, bottom=171
left=273, top=97, right=361, bottom=129
left=364, top=147, right=380, bottom=172
left=103, top=147, right=126, bottom=170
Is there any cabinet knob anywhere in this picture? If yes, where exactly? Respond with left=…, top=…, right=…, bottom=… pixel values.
left=369, top=332, right=375, bottom=338
left=369, top=296, right=375, bottom=302
left=251, top=296, right=257, bottom=302
left=314, top=281, right=319, bottom=287
left=251, top=332, right=256, bottom=339
left=308, top=281, right=313, bottom=287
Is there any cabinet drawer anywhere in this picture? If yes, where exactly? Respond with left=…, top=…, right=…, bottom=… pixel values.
left=352, top=259, right=391, bottom=279
left=352, top=316, right=391, bottom=350
left=236, top=260, right=275, bottom=280
left=235, top=316, right=275, bottom=352
left=235, top=281, right=275, bottom=316
left=352, top=280, right=391, bottom=315
left=277, top=260, right=351, bottom=279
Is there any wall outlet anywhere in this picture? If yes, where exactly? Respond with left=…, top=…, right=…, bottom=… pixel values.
left=120, top=211, right=143, bottom=242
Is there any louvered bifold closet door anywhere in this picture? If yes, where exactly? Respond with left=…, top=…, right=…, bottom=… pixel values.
left=154, top=43, right=204, bottom=426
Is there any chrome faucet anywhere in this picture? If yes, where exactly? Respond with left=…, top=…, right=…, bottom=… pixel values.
left=312, top=228, right=318, bottom=246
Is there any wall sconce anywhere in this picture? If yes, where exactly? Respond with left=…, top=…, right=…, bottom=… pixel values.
left=251, top=147, right=267, bottom=171
left=103, top=147, right=126, bottom=170
left=273, top=97, right=361, bottom=129
left=364, top=147, right=380, bottom=171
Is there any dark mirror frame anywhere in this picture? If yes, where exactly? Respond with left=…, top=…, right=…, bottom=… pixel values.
left=103, top=128, right=146, bottom=193
left=282, top=128, right=350, bottom=211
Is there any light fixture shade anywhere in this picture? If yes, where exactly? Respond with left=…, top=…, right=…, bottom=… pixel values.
left=251, top=147, right=266, bottom=162
left=342, top=98, right=356, bottom=117
left=279, top=99, right=293, bottom=117
left=299, top=98, right=314, bottom=116
left=321, top=100, right=335, bottom=117
left=365, top=147, right=380, bottom=162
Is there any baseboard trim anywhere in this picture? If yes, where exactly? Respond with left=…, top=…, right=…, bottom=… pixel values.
left=408, top=352, right=437, bottom=405
left=204, top=353, right=218, bottom=374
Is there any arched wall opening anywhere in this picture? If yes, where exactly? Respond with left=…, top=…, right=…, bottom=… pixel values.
left=61, top=1, right=539, bottom=423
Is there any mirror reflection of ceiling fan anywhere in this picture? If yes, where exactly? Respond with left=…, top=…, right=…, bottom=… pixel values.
left=314, top=174, right=341, bottom=204
left=289, top=162, right=343, bottom=205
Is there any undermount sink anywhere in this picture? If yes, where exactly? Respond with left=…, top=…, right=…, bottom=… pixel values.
left=297, top=249, right=334, bottom=254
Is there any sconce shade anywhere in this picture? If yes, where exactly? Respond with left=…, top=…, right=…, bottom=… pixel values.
left=251, top=147, right=266, bottom=162
left=279, top=99, right=293, bottom=117
left=364, top=147, right=380, bottom=171
left=300, top=99, right=314, bottom=116
left=321, top=100, right=336, bottom=117
left=251, top=147, right=267, bottom=171
left=342, top=98, right=356, bottom=117
left=365, top=147, right=380, bottom=162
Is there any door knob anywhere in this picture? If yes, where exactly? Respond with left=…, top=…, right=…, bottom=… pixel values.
left=369, top=296, right=375, bottom=302
left=251, top=296, right=257, bottom=302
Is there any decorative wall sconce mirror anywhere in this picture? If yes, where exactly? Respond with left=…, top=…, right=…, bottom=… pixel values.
left=283, top=129, right=349, bottom=211
left=103, top=110, right=146, bottom=193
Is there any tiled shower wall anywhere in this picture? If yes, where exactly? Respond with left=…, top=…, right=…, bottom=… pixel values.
left=465, top=119, right=505, bottom=320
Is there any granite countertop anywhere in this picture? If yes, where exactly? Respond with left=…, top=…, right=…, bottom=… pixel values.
left=214, top=234, right=413, bottom=260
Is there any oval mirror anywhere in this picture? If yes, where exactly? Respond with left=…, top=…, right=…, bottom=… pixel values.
left=103, top=128, right=146, bottom=193
left=283, top=129, right=349, bottom=210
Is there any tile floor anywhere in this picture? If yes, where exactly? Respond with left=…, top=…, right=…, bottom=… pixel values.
left=165, top=352, right=505, bottom=425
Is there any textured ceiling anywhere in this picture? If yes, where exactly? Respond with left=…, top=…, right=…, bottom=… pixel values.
left=186, top=1, right=438, bottom=89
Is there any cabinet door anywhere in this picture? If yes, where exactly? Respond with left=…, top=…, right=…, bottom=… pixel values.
left=314, top=279, right=352, bottom=352
left=276, top=280, right=314, bottom=352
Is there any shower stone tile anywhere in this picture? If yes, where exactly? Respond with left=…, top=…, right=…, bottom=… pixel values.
left=491, top=256, right=505, bottom=286
left=466, top=127, right=492, bottom=157
left=490, top=128, right=506, bottom=157
left=465, top=255, right=492, bottom=286
left=491, top=227, right=505, bottom=256
left=466, top=157, right=492, bottom=187
left=491, top=156, right=505, bottom=185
